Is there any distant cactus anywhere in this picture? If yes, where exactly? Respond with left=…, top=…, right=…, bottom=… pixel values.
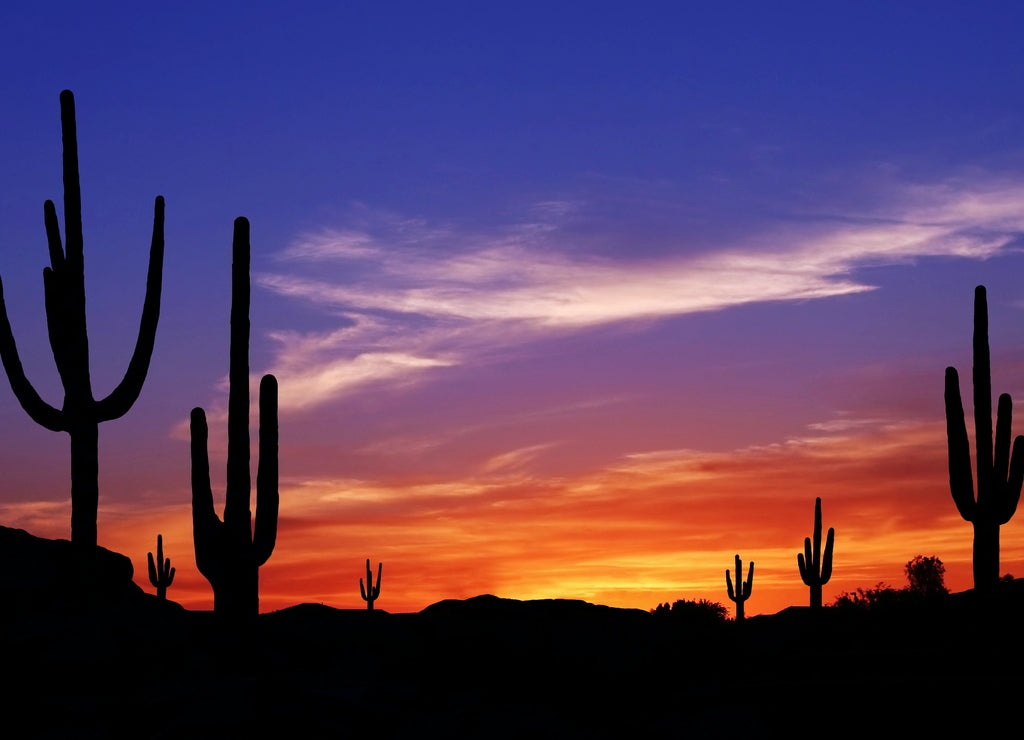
left=147, top=534, right=175, bottom=599
left=360, top=559, right=382, bottom=611
left=191, top=217, right=279, bottom=617
left=797, top=497, right=834, bottom=608
left=0, top=90, right=164, bottom=550
left=725, top=554, right=753, bottom=620
left=945, top=285, right=1024, bottom=590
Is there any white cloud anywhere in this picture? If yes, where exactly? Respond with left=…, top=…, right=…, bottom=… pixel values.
left=252, top=177, right=1024, bottom=412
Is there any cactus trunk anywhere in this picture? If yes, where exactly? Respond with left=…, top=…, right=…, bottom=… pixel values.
left=68, top=419, right=99, bottom=548
left=972, top=520, right=1000, bottom=588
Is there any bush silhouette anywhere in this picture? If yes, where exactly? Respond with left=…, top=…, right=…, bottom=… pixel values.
left=904, top=555, right=947, bottom=597
left=651, top=598, right=728, bottom=626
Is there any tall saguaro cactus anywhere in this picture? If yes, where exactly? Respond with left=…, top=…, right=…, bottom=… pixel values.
left=147, top=534, right=175, bottom=599
left=797, top=497, right=834, bottom=608
left=191, top=217, right=279, bottom=618
left=360, top=559, right=382, bottom=611
left=0, top=90, right=164, bottom=550
left=945, top=285, right=1024, bottom=590
left=725, top=554, right=753, bottom=621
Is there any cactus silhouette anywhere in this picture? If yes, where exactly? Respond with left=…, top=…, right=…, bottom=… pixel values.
left=797, top=497, right=834, bottom=608
left=191, top=217, right=279, bottom=617
left=725, top=554, right=753, bottom=620
left=944, top=285, right=1024, bottom=590
left=147, top=534, right=175, bottom=599
left=360, top=559, right=382, bottom=611
left=0, top=90, right=164, bottom=550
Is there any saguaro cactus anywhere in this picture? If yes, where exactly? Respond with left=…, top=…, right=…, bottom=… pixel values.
left=147, top=534, right=175, bottom=599
left=725, top=554, right=753, bottom=621
left=191, top=217, right=279, bottom=618
left=0, top=90, right=164, bottom=550
left=797, top=497, right=834, bottom=608
left=360, top=559, right=382, bottom=611
left=945, top=285, right=1024, bottom=590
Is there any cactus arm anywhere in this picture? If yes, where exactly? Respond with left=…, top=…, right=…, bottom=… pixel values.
left=43, top=200, right=65, bottom=270
left=744, top=560, right=754, bottom=597
left=993, top=394, right=1012, bottom=489
left=1003, top=437, right=1024, bottom=524
left=374, top=561, right=382, bottom=598
left=253, top=374, right=279, bottom=566
left=725, top=569, right=735, bottom=600
left=945, top=367, right=977, bottom=520
left=190, top=407, right=222, bottom=581
left=0, top=279, right=64, bottom=431
left=147, top=550, right=158, bottom=585
left=95, top=196, right=165, bottom=422
left=821, top=527, right=835, bottom=583
left=798, top=537, right=813, bottom=582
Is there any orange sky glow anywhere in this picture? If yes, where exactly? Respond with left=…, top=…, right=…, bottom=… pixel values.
left=7, top=412, right=1021, bottom=617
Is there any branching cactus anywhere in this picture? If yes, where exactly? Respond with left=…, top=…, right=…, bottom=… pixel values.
left=360, top=559, right=382, bottom=611
left=725, top=554, right=753, bottom=621
left=797, top=497, right=834, bottom=608
left=945, top=285, right=1024, bottom=590
left=147, top=534, right=175, bottom=599
left=191, top=217, right=279, bottom=618
left=0, top=90, right=164, bottom=550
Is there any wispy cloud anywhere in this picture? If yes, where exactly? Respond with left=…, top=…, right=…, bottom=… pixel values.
left=254, top=177, right=1024, bottom=412
left=237, top=413, right=1021, bottom=613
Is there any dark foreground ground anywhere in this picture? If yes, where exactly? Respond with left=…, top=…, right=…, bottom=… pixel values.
left=2, top=525, right=1020, bottom=738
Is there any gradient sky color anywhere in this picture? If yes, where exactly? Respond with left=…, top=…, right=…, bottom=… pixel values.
left=3, top=3, right=1024, bottom=616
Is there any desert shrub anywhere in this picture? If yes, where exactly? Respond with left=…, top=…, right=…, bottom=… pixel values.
left=651, top=598, right=728, bottom=625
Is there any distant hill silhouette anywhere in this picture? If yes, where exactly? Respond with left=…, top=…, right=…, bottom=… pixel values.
left=2, top=528, right=1022, bottom=737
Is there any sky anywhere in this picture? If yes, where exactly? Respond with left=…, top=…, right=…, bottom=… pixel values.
left=2, top=2, right=1024, bottom=616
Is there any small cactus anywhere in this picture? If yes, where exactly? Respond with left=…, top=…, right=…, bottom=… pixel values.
left=360, top=559, right=382, bottom=611
left=797, top=497, right=834, bottom=608
left=147, top=534, right=175, bottom=599
left=725, top=554, right=753, bottom=620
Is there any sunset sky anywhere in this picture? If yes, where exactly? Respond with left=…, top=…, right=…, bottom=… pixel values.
left=3, top=3, right=1024, bottom=616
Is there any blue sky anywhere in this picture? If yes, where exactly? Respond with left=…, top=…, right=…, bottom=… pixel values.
left=2, top=3, right=1024, bottom=612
